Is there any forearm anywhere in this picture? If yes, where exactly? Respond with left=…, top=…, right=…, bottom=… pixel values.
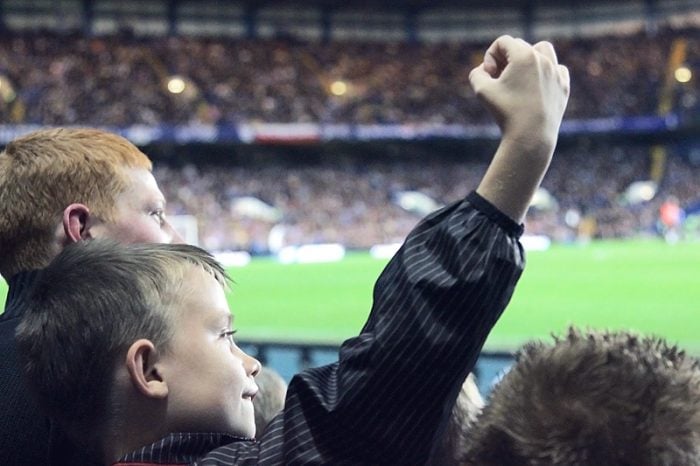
left=476, top=131, right=556, bottom=223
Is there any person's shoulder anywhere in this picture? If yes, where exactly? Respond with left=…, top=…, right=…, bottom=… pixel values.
left=0, top=298, right=26, bottom=326
left=0, top=307, right=23, bottom=335
left=1, top=269, right=42, bottom=323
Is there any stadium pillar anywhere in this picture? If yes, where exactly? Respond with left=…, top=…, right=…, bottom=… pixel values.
left=167, top=0, right=177, bottom=36
left=644, top=0, right=659, bottom=35
left=405, top=8, right=418, bottom=44
left=321, top=7, right=331, bottom=45
left=522, top=0, right=534, bottom=43
left=649, top=38, right=688, bottom=186
left=245, top=5, right=257, bottom=40
left=81, top=0, right=94, bottom=36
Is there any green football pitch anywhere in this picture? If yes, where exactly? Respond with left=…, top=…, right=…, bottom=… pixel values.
left=2, top=239, right=699, bottom=354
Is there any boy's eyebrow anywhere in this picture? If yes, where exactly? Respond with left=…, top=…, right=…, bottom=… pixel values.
left=209, top=313, right=231, bottom=329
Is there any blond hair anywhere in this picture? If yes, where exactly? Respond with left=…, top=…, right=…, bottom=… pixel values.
left=16, top=241, right=229, bottom=440
left=0, top=127, right=152, bottom=277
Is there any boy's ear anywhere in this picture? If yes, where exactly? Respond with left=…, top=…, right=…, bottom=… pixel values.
left=60, top=203, right=92, bottom=244
left=125, top=339, right=169, bottom=399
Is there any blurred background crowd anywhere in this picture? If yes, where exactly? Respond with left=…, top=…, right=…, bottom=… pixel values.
left=152, top=138, right=700, bottom=253
left=0, top=0, right=699, bottom=253
left=0, top=28, right=698, bottom=126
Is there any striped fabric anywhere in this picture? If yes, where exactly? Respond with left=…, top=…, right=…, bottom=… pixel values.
left=115, top=191, right=525, bottom=466
left=119, top=433, right=248, bottom=465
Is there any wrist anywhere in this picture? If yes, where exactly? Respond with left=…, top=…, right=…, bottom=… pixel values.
left=503, top=109, right=562, bottom=151
left=500, top=127, right=557, bottom=162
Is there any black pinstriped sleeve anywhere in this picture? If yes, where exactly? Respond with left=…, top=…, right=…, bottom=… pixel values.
left=197, top=191, right=525, bottom=465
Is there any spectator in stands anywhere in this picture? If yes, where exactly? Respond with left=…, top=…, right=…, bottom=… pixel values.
left=659, top=194, right=684, bottom=243
left=461, top=327, right=700, bottom=465
left=0, top=128, right=182, bottom=466
left=14, top=35, right=570, bottom=464
left=253, top=366, right=288, bottom=439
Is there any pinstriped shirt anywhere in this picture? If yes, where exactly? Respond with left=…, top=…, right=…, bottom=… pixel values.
left=116, top=191, right=525, bottom=466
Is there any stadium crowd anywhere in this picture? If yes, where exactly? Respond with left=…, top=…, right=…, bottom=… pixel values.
left=153, top=140, right=700, bottom=252
left=0, top=27, right=698, bottom=251
left=0, top=27, right=698, bottom=126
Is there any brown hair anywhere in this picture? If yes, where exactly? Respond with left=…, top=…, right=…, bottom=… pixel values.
left=0, top=127, right=152, bottom=277
left=463, top=328, right=700, bottom=465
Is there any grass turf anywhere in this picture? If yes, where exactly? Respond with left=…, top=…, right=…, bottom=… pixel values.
left=2, top=239, right=698, bottom=354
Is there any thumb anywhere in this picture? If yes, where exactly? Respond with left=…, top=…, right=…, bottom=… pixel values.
left=483, top=51, right=499, bottom=77
left=468, top=64, right=493, bottom=95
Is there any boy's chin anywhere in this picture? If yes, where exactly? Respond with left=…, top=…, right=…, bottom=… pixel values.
left=229, top=421, right=256, bottom=439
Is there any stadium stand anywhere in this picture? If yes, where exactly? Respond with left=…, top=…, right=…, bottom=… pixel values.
left=0, top=1, right=697, bottom=252
left=0, top=28, right=697, bottom=126
left=145, top=138, right=700, bottom=253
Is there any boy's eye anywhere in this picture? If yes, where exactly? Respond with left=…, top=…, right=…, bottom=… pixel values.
left=220, top=329, right=238, bottom=345
left=150, top=209, right=166, bottom=226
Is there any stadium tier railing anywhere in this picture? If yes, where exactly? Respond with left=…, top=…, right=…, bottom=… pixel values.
left=0, top=113, right=684, bottom=146
left=238, top=339, right=514, bottom=397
